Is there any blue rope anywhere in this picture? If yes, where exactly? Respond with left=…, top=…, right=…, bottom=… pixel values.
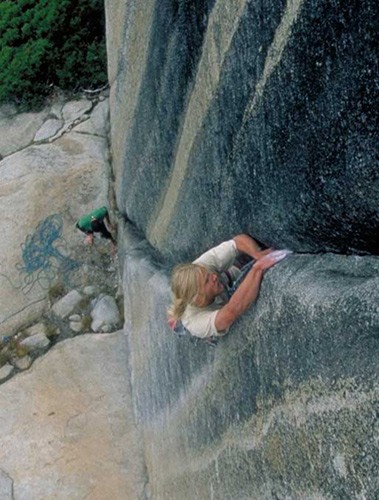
left=6, top=214, right=80, bottom=294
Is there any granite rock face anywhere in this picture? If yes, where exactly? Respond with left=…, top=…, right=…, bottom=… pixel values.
left=107, top=0, right=378, bottom=259
left=105, top=0, right=378, bottom=497
left=120, top=225, right=379, bottom=499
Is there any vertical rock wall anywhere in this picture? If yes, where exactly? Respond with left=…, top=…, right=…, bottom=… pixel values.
left=119, top=224, right=379, bottom=499
left=107, top=0, right=378, bottom=259
left=105, top=1, right=379, bottom=498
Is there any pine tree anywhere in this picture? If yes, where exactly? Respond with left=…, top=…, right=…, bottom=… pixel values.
left=0, top=0, right=107, bottom=108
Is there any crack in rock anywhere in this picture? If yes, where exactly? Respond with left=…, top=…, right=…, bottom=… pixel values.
left=0, top=468, right=14, bottom=500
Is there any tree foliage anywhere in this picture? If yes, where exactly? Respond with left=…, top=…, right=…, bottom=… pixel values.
left=0, top=0, right=107, bottom=108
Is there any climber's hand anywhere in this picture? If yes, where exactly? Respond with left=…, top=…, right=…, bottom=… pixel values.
left=253, top=250, right=292, bottom=271
left=85, top=234, right=94, bottom=246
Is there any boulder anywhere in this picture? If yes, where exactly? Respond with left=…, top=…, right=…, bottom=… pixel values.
left=20, top=333, right=50, bottom=351
left=68, top=314, right=81, bottom=322
left=52, top=291, right=83, bottom=319
left=69, top=320, right=84, bottom=333
left=24, top=322, right=48, bottom=337
left=13, top=355, right=32, bottom=371
left=90, top=294, right=120, bottom=332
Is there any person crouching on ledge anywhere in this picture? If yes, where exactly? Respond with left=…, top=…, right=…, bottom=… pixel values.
left=76, top=206, right=117, bottom=255
left=168, top=234, right=291, bottom=339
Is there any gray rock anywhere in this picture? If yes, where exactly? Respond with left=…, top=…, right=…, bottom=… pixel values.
left=34, top=119, right=63, bottom=142
left=82, top=285, right=97, bottom=297
left=51, top=290, right=83, bottom=319
left=91, top=295, right=120, bottom=332
left=0, top=109, right=48, bottom=157
left=50, top=326, right=60, bottom=337
left=74, top=100, right=109, bottom=136
left=62, top=99, right=92, bottom=123
left=0, top=332, right=139, bottom=498
left=90, top=293, right=104, bottom=309
left=69, top=321, right=83, bottom=333
left=0, top=469, right=13, bottom=499
left=20, top=333, right=50, bottom=351
left=13, top=355, right=32, bottom=371
left=69, top=314, right=81, bottom=322
left=24, top=322, right=48, bottom=337
left=49, top=101, right=64, bottom=120
left=99, top=324, right=113, bottom=333
left=0, top=364, right=14, bottom=382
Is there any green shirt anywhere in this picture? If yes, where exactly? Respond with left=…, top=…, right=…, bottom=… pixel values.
left=76, top=206, right=108, bottom=232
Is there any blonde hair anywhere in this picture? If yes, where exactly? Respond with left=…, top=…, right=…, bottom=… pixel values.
left=168, top=263, right=205, bottom=320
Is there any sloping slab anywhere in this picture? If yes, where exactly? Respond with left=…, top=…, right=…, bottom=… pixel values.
left=0, top=331, right=145, bottom=499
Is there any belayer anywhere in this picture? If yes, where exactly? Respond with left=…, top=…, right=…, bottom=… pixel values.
left=168, top=234, right=291, bottom=339
left=76, top=206, right=117, bottom=254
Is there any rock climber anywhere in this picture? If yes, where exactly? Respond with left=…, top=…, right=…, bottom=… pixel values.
left=76, top=206, right=117, bottom=253
left=168, top=234, right=291, bottom=339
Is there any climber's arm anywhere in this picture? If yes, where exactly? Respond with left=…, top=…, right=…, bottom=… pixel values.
left=233, top=234, right=272, bottom=261
left=214, top=254, right=276, bottom=332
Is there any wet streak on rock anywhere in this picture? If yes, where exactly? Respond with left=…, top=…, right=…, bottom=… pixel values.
left=230, top=0, right=379, bottom=254
left=164, top=0, right=287, bottom=260
left=118, top=0, right=216, bottom=230
left=114, top=0, right=378, bottom=259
